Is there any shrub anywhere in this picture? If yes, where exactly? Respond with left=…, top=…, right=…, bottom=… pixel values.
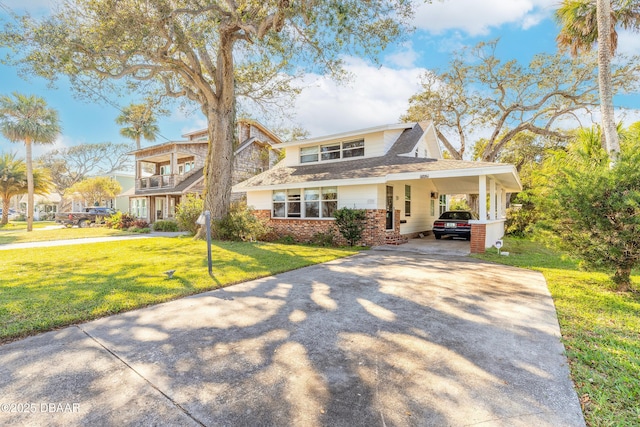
left=153, top=220, right=179, bottom=232
left=545, top=137, right=640, bottom=290
left=175, top=194, right=203, bottom=235
left=310, top=231, right=335, bottom=247
left=105, top=211, right=136, bottom=230
left=132, top=219, right=149, bottom=229
left=214, top=201, right=269, bottom=241
left=333, top=207, right=366, bottom=246
left=275, top=234, right=296, bottom=245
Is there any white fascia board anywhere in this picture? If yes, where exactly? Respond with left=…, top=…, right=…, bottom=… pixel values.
left=385, top=164, right=516, bottom=181
left=278, top=123, right=415, bottom=148
left=234, top=176, right=385, bottom=192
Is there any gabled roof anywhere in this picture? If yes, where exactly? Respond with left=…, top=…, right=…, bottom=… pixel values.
left=277, top=122, right=415, bottom=148
left=233, top=122, right=522, bottom=193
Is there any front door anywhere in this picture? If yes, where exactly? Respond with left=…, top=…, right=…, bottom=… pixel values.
left=386, top=185, right=394, bottom=230
left=155, top=197, right=164, bottom=221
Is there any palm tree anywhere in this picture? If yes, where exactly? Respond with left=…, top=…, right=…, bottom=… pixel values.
left=115, top=104, right=159, bottom=150
left=0, top=93, right=61, bottom=231
left=556, top=0, right=640, bottom=158
left=0, top=152, right=52, bottom=225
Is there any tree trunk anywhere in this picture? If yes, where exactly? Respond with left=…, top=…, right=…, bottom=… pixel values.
left=596, top=0, right=620, bottom=159
left=135, top=135, right=141, bottom=150
left=1, top=196, right=9, bottom=225
left=26, top=138, right=34, bottom=232
left=613, top=265, right=631, bottom=292
left=199, top=32, right=236, bottom=238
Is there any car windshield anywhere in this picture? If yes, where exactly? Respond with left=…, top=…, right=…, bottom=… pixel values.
left=439, top=211, right=472, bottom=221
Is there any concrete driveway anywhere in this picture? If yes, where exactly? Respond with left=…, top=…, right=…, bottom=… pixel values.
left=0, top=251, right=584, bottom=427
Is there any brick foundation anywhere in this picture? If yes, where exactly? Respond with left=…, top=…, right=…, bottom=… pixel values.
left=255, top=209, right=409, bottom=247
left=470, top=223, right=487, bottom=253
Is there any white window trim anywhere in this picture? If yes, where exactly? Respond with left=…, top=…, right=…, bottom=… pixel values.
left=272, top=187, right=337, bottom=219
left=299, top=140, right=364, bottom=164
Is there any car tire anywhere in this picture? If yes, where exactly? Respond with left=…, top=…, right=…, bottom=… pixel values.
left=78, top=219, right=90, bottom=228
left=434, top=233, right=442, bottom=240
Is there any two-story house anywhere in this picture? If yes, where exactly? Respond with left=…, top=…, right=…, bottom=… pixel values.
left=233, top=122, right=522, bottom=252
left=129, top=119, right=282, bottom=222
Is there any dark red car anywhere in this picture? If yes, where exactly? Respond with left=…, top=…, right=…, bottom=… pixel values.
left=433, top=210, right=476, bottom=240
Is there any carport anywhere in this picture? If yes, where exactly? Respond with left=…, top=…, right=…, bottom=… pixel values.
left=386, top=162, right=523, bottom=252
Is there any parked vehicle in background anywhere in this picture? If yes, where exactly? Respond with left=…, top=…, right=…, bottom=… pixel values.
left=433, top=210, right=476, bottom=240
left=55, top=207, right=116, bottom=228
left=0, top=208, right=21, bottom=220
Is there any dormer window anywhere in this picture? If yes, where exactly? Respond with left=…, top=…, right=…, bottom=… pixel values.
left=299, top=139, right=365, bottom=164
left=300, top=146, right=319, bottom=163
left=342, top=140, right=364, bottom=158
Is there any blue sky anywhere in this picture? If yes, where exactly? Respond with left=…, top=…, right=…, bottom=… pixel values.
left=1, top=0, right=639, bottom=157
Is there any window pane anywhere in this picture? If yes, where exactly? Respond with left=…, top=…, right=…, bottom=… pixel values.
left=322, top=187, right=337, bottom=200
left=320, top=144, right=341, bottom=161
left=273, top=191, right=286, bottom=202
left=300, top=146, right=319, bottom=163
left=320, top=144, right=340, bottom=153
left=305, top=201, right=319, bottom=218
left=273, top=202, right=285, bottom=217
left=405, top=185, right=411, bottom=200
left=300, top=154, right=318, bottom=163
left=287, top=189, right=301, bottom=200
left=342, top=140, right=364, bottom=158
left=288, top=202, right=301, bottom=217
left=322, top=200, right=337, bottom=218
left=343, top=140, right=364, bottom=150
left=321, top=151, right=341, bottom=161
left=304, top=188, right=320, bottom=201
left=405, top=200, right=411, bottom=216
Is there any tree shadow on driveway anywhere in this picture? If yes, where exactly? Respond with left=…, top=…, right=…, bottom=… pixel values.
left=0, top=251, right=585, bottom=427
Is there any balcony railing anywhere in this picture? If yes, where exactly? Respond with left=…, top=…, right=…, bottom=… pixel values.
left=137, top=174, right=175, bottom=190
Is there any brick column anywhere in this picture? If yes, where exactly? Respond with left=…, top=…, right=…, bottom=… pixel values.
left=470, top=223, right=487, bottom=253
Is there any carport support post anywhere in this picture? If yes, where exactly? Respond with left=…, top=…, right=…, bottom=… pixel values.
left=478, top=175, right=487, bottom=220
left=489, top=178, right=496, bottom=220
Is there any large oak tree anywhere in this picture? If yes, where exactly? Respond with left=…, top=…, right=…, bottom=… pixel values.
left=402, top=40, right=639, bottom=162
left=2, top=0, right=414, bottom=223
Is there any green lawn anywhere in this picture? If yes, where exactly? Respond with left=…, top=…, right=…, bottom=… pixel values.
left=0, top=225, right=135, bottom=245
left=0, top=238, right=359, bottom=343
left=475, top=238, right=640, bottom=427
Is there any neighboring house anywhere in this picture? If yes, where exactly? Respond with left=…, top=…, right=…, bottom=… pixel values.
left=129, top=119, right=282, bottom=222
left=19, top=192, right=61, bottom=220
left=104, top=172, right=135, bottom=211
left=233, top=122, right=522, bottom=252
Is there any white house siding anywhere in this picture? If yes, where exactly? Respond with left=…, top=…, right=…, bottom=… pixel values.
left=381, top=180, right=439, bottom=235
left=382, top=129, right=405, bottom=154
left=337, top=184, right=380, bottom=210
left=246, top=190, right=272, bottom=210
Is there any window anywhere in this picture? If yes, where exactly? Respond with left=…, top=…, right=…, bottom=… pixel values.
left=299, top=140, right=364, bottom=163
left=320, top=143, right=341, bottom=161
left=159, top=165, right=171, bottom=175
left=342, top=140, right=364, bottom=158
left=273, top=186, right=337, bottom=218
left=322, top=187, right=338, bottom=217
left=405, top=185, right=411, bottom=217
left=300, top=146, right=319, bottom=163
left=287, top=189, right=301, bottom=217
left=304, top=188, right=320, bottom=218
left=131, top=199, right=147, bottom=218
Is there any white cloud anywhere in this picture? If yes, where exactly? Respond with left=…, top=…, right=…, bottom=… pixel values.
left=413, top=0, right=557, bottom=36
left=616, top=29, right=640, bottom=57
left=288, top=58, right=426, bottom=137
left=0, top=0, right=51, bottom=15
